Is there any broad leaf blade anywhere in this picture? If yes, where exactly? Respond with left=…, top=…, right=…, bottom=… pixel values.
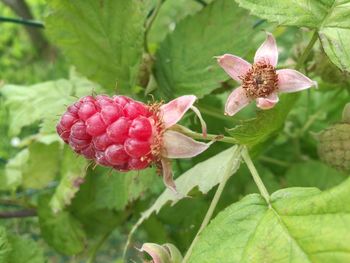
left=38, top=194, right=87, bottom=256
left=50, top=147, right=88, bottom=213
left=154, top=0, right=260, bottom=98
left=188, top=177, right=350, bottom=262
left=235, top=0, right=350, bottom=72
left=128, top=146, right=242, bottom=242
left=46, top=0, right=145, bottom=92
left=1, top=76, right=100, bottom=136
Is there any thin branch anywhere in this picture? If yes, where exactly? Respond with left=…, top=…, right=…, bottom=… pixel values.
left=0, top=209, right=37, bottom=219
left=0, top=16, right=44, bottom=28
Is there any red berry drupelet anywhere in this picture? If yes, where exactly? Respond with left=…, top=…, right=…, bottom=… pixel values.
left=57, top=95, right=209, bottom=191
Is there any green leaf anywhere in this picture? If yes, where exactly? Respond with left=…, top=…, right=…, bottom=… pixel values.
left=7, top=235, right=45, bottom=263
left=1, top=75, right=100, bottom=136
left=50, top=146, right=88, bottom=213
left=0, top=227, right=45, bottom=263
left=235, top=0, right=350, bottom=72
left=188, top=177, right=350, bottom=263
left=129, top=146, right=242, bottom=237
left=154, top=0, right=259, bottom=98
left=319, top=28, right=350, bottom=72
left=93, top=167, right=161, bottom=211
left=3, top=149, right=28, bottom=191
left=227, top=93, right=299, bottom=148
left=0, top=227, right=11, bottom=263
left=285, top=160, right=346, bottom=190
left=148, top=0, right=204, bottom=46
left=21, top=142, right=60, bottom=189
left=4, top=142, right=60, bottom=190
left=38, top=194, right=87, bottom=255
left=46, top=0, right=146, bottom=92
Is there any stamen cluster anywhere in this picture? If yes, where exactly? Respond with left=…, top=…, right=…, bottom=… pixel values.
left=241, top=62, right=278, bottom=99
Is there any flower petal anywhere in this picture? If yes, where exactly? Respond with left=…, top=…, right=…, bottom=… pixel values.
left=161, top=158, right=177, bottom=193
left=256, top=93, right=279, bottom=110
left=162, top=130, right=209, bottom=159
left=254, top=32, right=278, bottom=67
left=216, top=54, right=251, bottom=82
left=160, top=95, right=197, bottom=128
left=277, top=69, right=317, bottom=93
left=225, top=86, right=251, bottom=116
left=190, top=105, right=207, bottom=137
left=139, top=243, right=170, bottom=263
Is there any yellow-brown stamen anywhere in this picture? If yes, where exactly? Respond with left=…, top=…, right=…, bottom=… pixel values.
left=240, top=61, right=278, bottom=98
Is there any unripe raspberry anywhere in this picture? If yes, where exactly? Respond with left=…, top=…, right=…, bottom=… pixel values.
left=318, top=123, right=350, bottom=172
left=57, top=94, right=209, bottom=191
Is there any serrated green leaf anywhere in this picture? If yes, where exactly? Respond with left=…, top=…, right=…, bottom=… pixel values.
left=189, top=177, right=350, bottom=263
left=38, top=194, right=87, bottom=255
left=46, top=0, right=146, bottom=92
left=285, top=160, right=346, bottom=190
left=129, top=146, right=242, bottom=236
left=50, top=146, right=87, bottom=213
left=235, top=0, right=350, bottom=72
left=154, top=0, right=259, bottom=98
left=227, top=93, right=299, bottom=148
left=1, top=76, right=100, bottom=136
left=7, top=235, right=45, bottom=263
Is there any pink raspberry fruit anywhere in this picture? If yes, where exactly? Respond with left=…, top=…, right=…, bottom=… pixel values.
left=57, top=95, right=162, bottom=172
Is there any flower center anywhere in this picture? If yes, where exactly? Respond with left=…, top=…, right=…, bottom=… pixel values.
left=241, top=61, right=278, bottom=98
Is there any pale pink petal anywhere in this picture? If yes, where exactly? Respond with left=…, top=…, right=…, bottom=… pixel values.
left=277, top=69, right=317, bottom=93
left=254, top=32, right=278, bottom=67
left=216, top=54, right=251, bottom=82
left=162, top=130, right=209, bottom=159
left=160, top=95, right=196, bottom=128
left=256, top=93, right=279, bottom=110
left=161, top=158, right=177, bottom=193
left=225, top=86, right=251, bottom=116
left=190, top=105, right=207, bottom=137
left=139, top=243, right=170, bottom=263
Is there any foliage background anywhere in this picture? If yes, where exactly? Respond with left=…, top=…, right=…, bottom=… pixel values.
left=0, top=0, right=349, bottom=262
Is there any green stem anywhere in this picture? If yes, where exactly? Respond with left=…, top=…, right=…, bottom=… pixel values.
left=182, top=146, right=243, bottom=263
left=295, top=30, right=318, bottom=70
left=172, top=125, right=237, bottom=144
left=259, top=156, right=290, bottom=167
left=197, top=104, right=234, bottom=122
left=87, top=231, right=112, bottom=263
left=144, top=0, right=163, bottom=53
left=0, top=16, right=44, bottom=28
left=242, top=147, right=270, bottom=205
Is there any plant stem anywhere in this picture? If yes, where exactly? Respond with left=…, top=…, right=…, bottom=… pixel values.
left=0, top=16, right=44, bottom=28
left=87, top=231, right=112, bottom=263
left=0, top=209, right=36, bottom=219
left=144, top=0, right=163, bottom=53
left=197, top=104, right=234, bottom=122
left=182, top=146, right=242, bottom=263
left=295, top=30, right=318, bottom=70
left=193, top=0, right=207, bottom=6
left=242, top=147, right=270, bottom=205
left=259, top=156, right=290, bottom=167
left=172, top=125, right=237, bottom=144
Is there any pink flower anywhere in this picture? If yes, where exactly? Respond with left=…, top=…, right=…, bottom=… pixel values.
left=159, top=95, right=209, bottom=191
left=216, top=32, right=317, bottom=116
